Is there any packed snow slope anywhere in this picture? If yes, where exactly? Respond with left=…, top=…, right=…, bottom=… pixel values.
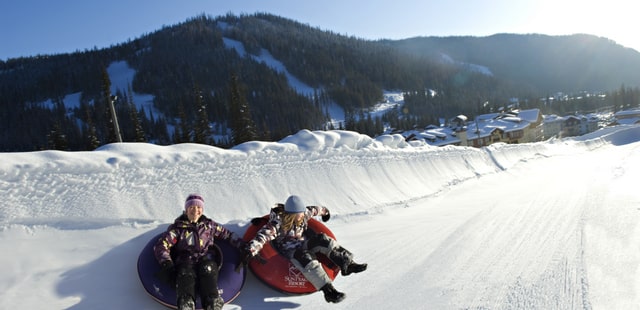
left=1, top=125, right=639, bottom=309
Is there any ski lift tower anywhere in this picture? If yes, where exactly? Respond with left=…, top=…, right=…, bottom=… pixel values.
left=108, top=95, right=123, bottom=143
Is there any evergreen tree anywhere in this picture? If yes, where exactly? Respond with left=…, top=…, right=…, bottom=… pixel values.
left=193, top=87, right=212, bottom=144
left=228, top=74, right=258, bottom=145
left=173, top=101, right=191, bottom=143
left=47, top=121, right=68, bottom=150
left=45, top=98, right=71, bottom=150
left=84, top=103, right=100, bottom=150
left=101, top=67, right=118, bottom=143
left=260, top=118, right=272, bottom=141
left=344, top=109, right=357, bottom=131
left=154, top=117, right=171, bottom=145
left=127, top=85, right=146, bottom=142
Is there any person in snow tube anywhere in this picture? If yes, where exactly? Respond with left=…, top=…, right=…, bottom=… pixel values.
left=240, top=195, right=367, bottom=303
left=154, top=193, right=244, bottom=310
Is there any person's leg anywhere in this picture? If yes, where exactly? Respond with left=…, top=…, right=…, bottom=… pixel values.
left=175, top=264, right=197, bottom=310
left=307, top=233, right=367, bottom=276
left=291, top=249, right=345, bottom=303
left=196, top=259, right=223, bottom=310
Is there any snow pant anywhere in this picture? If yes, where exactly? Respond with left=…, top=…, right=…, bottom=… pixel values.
left=175, top=259, right=220, bottom=308
left=288, top=232, right=355, bottom=290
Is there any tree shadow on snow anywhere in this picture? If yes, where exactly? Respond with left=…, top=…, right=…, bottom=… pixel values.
left=55, top=222, right=302, bottom=309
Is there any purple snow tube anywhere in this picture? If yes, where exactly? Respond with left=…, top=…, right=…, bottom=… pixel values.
left=137, top=233, right=246, bottom=309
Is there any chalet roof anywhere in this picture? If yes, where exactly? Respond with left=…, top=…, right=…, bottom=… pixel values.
left=500, top=116, right=522, bottom=123
left=613, top=117, right=640, bottom=125
left=516, top=109, right=541, bottom=123
left=544, top=114, right=562, bottom=122
left=402, top=127, right=461, bottom=146
left=614, top=109, right=640, bottom=118
left=565, top=115, right=581, bottom=121
left=468, top=114, right=530, bottom=139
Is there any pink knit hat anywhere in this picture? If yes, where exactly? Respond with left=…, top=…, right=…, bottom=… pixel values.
left=184, top=193, right=204, bottom=210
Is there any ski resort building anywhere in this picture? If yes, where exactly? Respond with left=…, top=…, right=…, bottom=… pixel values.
left=403, top=109, right=544, bottom=148
left=610, top=109, right=640, bottom=125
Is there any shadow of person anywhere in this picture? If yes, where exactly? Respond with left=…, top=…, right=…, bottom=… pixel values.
left=224, top=270, right=304, bottom=309
left=55, top=221, right=303, bottom=309
left=56, top=225, right=164, bottom=309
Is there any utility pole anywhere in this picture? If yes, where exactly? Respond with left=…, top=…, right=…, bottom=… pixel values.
left=475, top=115, right=481, bottom=147
left=108, top=95, right=123, bottom=143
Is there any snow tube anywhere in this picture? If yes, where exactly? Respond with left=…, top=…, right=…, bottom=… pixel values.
left=137, top=233, right=246, bottom=309
left=242, top=216, right=340, bottom=294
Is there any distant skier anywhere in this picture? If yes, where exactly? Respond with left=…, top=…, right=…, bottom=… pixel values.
left=154, top=193, right=243, bottom=310
left=240, top=195, right=367, bottom=303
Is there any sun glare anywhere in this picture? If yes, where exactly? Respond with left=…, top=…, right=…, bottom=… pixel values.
left=519, top=0, right=637, bottom=50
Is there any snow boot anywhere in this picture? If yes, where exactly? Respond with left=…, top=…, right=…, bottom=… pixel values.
left=176, top=264, right=197, bottom=310
left=321, top=283, right=346, bottom=303
left=177, top=295, right=196, bottom=310
left=328, top=246, right=368, bottom=276
left=203, top=296, right=224, bottom=310
left=341, top=261, right=368, bottom=276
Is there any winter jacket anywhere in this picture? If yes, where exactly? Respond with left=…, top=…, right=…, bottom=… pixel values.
left=154, top=214, right=240, bottom=266
left=247, top=204, right=328, bottom=257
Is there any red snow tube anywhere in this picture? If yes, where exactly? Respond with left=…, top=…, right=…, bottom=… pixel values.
left=243, top=216, right=340, bottom=294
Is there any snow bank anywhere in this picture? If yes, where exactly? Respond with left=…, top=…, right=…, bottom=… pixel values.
left=0, top=125, right=639, bottom=309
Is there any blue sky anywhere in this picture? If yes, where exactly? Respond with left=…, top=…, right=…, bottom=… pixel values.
left=1, top=0, right=638, bottom=60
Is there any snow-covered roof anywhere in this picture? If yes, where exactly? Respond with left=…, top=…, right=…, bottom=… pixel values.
left=403, top=127, right=461, bottom=146
left=468, top=116, right=529, bottom=139
left=516, top=109, right=541, bottom=123
left=614, top=117, right=640, bottom=125
left=501, top=116, right=522, bottom=123
left=615, top=109, right=640, bottom=118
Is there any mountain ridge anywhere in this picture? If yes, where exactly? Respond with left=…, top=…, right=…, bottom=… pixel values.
left=389, top=33, right=640, bottom=92
left=1, top=13, right=638, bottom=151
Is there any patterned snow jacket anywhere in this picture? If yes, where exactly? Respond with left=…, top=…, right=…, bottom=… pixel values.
left=247, top=204, right=328, bottom=257
left=154, top=214, right=240, bottom=266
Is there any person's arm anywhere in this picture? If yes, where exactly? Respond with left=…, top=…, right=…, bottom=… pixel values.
left=153, top=226, right=178, bottom=264
left=211, top=220, right=243, bottom=248
left=307, top=205, right=331, bottom=222
left=246, top=211, right=281, bottom=255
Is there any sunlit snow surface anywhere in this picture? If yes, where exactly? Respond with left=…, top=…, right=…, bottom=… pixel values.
left=1, top=125, right=639, bottom=309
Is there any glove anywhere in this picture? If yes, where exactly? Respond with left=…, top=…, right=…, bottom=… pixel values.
left=235, top=247, right=254, bottom=272
left=234, top=239, right=247, bottom=250
left=251, top=217, right=267, bottom=226
left=321, top=208, right=331, bottom=222
left=155, top=260, right=175, bottom=284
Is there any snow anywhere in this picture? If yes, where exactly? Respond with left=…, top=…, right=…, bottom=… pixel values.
left=41, top=92, right=82, bottom=110
left=37, top=61, right=159, bottom=120
left=222, top=36, right=405, bottom=128
left=439, top=53, right=493, bottom=76
left=35, top=43, right=400, bottom=132
left=1, top=125, right=639, bottom=309
left=222, top=37, right=346, bottom=126
left=106, top=61, right=159, bottom=119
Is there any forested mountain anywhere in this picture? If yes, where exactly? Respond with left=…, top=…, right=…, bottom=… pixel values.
left=389, top=34, right=640, bottom=93
left=1, top=13, right=639, bottom=151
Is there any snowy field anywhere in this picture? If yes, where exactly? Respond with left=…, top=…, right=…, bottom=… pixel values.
left=0, top=125, right=639, bottom=309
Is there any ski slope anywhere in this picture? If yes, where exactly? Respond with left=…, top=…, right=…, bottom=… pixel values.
left=0, top=125, right=638, bottom=309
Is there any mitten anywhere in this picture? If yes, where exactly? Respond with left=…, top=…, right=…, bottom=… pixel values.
left=251, top=217, right=268, bottom=226
left=235, top=247, right=254, bottom=272
left=155, top=260, right=175, bottom=284
left=321, top=208, right=331, bottom=222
